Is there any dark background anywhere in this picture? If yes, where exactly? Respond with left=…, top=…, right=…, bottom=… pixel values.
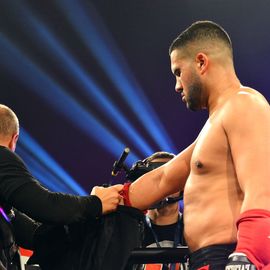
left=0, top=0, right=269, bottom=194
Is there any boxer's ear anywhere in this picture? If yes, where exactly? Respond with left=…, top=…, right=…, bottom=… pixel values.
left=195, top=53, right=208, bottom=75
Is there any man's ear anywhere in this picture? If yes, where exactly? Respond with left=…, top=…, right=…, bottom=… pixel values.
left=196, top=53, right=208, bottom=75
left=9, top=133, right=19, bottom=152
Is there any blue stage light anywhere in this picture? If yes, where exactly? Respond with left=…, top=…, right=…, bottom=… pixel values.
left=0, top=34, right=140, bottom=166
left=17, top=128, right=87, bottom=194
left=16, top=146, right=72, bottom=193
left=2, top=0, right=154, bottom=157
left=57, top=0, right=177, bottom=153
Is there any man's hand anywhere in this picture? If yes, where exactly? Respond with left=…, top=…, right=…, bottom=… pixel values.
left=91, top=184, right=123, bottom=214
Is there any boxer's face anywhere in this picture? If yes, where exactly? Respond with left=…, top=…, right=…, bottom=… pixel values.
left=185, top=72, right=204, bottom=111
left=170, top=49, right=204, bottom=111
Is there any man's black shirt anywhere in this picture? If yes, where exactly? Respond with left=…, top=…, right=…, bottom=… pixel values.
left=0, top=146, right=102, bottom=246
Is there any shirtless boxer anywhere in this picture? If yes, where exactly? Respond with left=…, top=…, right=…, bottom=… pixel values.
left=121, top=21, right=270, bottom=270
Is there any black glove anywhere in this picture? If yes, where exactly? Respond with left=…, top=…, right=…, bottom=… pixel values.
left=225, top=253, right=256, bottom=270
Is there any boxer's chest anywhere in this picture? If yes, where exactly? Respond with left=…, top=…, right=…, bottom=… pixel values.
left=191, top=117, right=230, bottom=174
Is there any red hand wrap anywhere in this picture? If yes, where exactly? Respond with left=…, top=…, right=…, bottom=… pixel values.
left=120, top=182, right=132, bottom=207
left=235, top=209, right=270, bottom=270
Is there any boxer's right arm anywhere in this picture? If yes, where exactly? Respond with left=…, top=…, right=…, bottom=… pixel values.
left=126, top=142, right=195, bottom=210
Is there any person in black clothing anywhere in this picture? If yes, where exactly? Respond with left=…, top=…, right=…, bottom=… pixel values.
left=0, top=104, right=123, bottom=269
left=127, top=152, right=185, bottom=270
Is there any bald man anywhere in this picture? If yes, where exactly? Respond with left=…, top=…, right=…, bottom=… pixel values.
left=0, top=104, right=122, bottom=268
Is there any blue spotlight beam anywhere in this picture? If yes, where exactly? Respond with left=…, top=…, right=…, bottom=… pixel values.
left=57, top=0, right=177, bottom=153
left=18, top=128, right=87, bottom=195
left=16, top=146, right=74, bottom=193
left=2, top=0, right=153, bottom=158
left=15, top=4, right=154, bottom=156
left=0, top=34, right=140, bottom=167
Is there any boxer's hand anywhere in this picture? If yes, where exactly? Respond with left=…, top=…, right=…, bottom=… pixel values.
left=225, top=253, right=256, bottom=270
left=91, top=184, right=123, bottom=214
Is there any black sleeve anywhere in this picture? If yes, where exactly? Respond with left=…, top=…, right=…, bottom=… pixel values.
left=0, top=146, right=102, bottom=225
left=10, top=183, right=102, bottom=224
left=11, top=208, right=40, bottom=249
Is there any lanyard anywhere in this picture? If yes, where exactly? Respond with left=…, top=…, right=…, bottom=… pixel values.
left=145, top=213, right=182, bottom=270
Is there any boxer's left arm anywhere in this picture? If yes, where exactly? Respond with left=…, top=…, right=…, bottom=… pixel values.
left=224, top=91, right=270, bottom=269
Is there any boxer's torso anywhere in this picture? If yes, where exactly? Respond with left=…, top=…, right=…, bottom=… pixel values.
left=184, top=101, right=243, bottom=252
